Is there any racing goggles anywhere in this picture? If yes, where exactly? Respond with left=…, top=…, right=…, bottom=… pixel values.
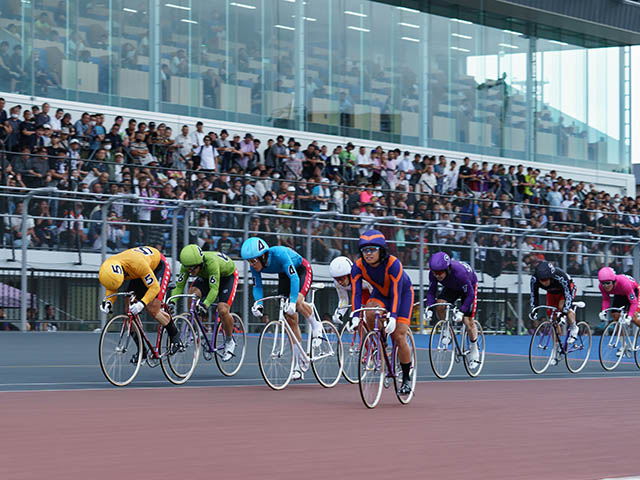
left=432, top=270, right=446, bottom=276
left=600, top=280, right=614, bottom=287
left=360, top=246, right=380, bottom=255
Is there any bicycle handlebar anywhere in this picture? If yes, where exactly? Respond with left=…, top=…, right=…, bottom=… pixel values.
left=529, top=301, right=585, bottom=320
left=166, top=293, right=198, bottom=303
left=103, top=291, right=135, bottom=302
left=253, top=296, right=288, bottom=308
left=351, top=306, right=388, bottom=317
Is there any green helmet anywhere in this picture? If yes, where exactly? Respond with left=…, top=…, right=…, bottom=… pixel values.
left=180, top=244, right=204, bottom=267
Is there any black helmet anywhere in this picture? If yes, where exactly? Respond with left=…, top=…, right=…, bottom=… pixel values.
left=535, top=261, right=554, bottom=280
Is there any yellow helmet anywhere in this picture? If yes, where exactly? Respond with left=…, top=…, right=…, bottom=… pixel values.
left=99, top=258, right=125, bottom=291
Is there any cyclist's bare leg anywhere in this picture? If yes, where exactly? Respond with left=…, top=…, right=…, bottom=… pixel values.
left=296, top=294, right=312, bottom=319
left=435, top=299, right=448, bottom=321
left=391, top=322, right=411, bottom=363
left=557, top=299, right=576, bottom=327
left=364, top=300, right=384, bottom=331
left=284, top=312, right=303, bottom=343
left=146, top=298, right=170, bottom=326
left=187, top=286, right=203, bottom=310
left=462, top=315, right=477, bottom=342
left=217, top=302, right=233, bottom=337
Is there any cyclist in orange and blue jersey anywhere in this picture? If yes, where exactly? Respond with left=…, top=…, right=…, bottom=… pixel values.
left=348, top=230, right=414, bottom=395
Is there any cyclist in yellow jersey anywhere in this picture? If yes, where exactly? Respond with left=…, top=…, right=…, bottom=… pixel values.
left=98, top=246, right=181, bottom=353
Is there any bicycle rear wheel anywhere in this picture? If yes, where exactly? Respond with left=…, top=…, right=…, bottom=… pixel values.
left=99, top=315, right=142, bottom=387
left=214, top=313, right=247, bottom=377
left=393, top=329, right=417, bottom=405
left=634, top=327, right=640, bottom=369
left=599, top=321, right=625, bottom=371
left=340, top=322, right=361, bottom=384
left=529, top=320, right=555, bottom=374
left=161, top=314, right=199, bottom=385
left=311, top=320, right=343, bottom=388
left=429, top=319, right=455, bottom=379
left=358, top=331, right=385, bottom=409
left=462, top=320, right=485, bottom=377
left=565, top=321, right=592, bottom=374
left=258, top=320, right=294, bottom=390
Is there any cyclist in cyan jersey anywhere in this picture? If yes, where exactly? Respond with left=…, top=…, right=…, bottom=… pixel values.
left=241, top=237, right=322, bottom=380
left=349, top=230, right=414, bottom=396
left=427, top=252, right=480, bottom=364
left=168, top=244, right=240, bottom=361
left=530, top=261, right=578, bottom=363
left=328, top=256, right=372, bottom=325
left=98, top=246, right=180, bottom=358
left=598, top=267, right=640, bottom=328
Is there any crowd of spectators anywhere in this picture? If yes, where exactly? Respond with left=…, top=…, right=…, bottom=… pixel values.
left=0, top=99, right=635, bottom=277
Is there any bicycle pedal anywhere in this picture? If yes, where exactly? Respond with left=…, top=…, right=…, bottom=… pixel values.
left=383, top=377, right=391, bottom=389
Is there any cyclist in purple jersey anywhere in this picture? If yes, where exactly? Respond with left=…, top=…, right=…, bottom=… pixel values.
left=426, top=252, right=480, bottom=364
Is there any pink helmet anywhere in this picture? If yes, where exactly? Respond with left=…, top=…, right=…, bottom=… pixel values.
left=598, top=267, right=616, bottom=283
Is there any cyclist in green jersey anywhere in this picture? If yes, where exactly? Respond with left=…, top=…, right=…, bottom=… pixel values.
left=168, top=244, right=239, bottom=361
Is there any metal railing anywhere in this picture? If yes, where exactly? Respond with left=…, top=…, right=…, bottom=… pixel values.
left=1, top=188, right=637, bottom=333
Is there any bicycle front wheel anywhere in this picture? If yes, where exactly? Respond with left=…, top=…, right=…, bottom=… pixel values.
left=214, top=313, right=247, bottom=377
left=462, top=320, right=485, bottom=378
left=99, top=315, right=142, bottom=387
left=340, top=322, right=361, bottom=384
left=394, top=329, right=417, bottom=405
left=258, top=320, right=294, bottom=390
left=565, top=321, right=592, bottom=374
left=599, top=321, right=625, bottom=371
left=429, top=319, right=455, bottom=379
left=311, top=320, right=343, bottom=388
left=161, top=314, right=199, bottom=385
left=634, top=327, right=640, bottom=369
left=529, top=320, right=556, bottom=374
left=358, top=331, right=385, bottom=409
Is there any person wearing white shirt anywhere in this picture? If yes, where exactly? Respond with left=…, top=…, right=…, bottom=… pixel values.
left=396, top=153, right=414, bottom=180
left=48, top=108, right=63, bottom=132
left=355, top=146, right=371, bottom=178
left=174, top=125, right=192, bottom=158
left=194, top=135, right=217, bottom=171
left=418, top=165, right=437, bottom=193
left=443, top=160, right=459, bottom=193
left=190, top=121, right=206, bottom=148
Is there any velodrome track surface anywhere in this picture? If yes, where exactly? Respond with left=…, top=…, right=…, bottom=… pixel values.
left=1, top=332, right=639, bottom=479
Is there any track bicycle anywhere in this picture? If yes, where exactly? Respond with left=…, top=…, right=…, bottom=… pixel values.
left=599, top=307, right=640, bottom=371
left=354, top=306, right=417, bottom=409
left=339, top=304, right=370, bottom=384
left=98, top=292, right=199, bottom=387
left=528, top=302, right=590, bottom=374
left=167, top=293, right=246, bottom=377
left=256, top=283, right=343, bottom=390
left=427, top=302, right=486, bottom=379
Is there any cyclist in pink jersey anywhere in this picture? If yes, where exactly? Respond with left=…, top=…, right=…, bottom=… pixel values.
left=598, top=267, right=640, bottom=327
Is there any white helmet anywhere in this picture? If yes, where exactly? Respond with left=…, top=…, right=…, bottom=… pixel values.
left=329, top=256, right=353, bottom=278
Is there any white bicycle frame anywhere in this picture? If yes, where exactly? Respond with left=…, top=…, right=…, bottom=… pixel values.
left=602, top=307, right=637, bottom=353
left=426, top=302, right=472, bottom=356
left=255, top=283, right=336, bottom=364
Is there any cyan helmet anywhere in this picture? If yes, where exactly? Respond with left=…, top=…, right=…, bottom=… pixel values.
left=429, top=252, right=451, bottom=272
left=180, top=244, right=204, bottom=267
left=241, top=237, right=269, bottom=260
left=598, top=267, right=616, bottom=283
left=535, top=261, right=555, bottom=280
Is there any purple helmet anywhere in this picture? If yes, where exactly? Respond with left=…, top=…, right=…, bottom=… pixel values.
left=429, top=252, right=451, bottom=271
left=358, top=230, right=386, bottom=250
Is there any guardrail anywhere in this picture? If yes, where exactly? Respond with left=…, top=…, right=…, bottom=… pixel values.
left=0, top=188, right=636, bottom=333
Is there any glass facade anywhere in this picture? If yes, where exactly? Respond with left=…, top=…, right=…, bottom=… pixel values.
left=0, top=0, right=630, bottom=172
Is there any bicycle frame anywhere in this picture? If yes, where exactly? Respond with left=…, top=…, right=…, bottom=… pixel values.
left=529, top=303, right=583, bottom=356
left=255, top=294, right=335, bottom=363
left=105, top=291, right=166, bottom=361
left=167, top=293, right=221, bottom=357
left=426, top=302, right=469, bottom=358
left=351, top=306, right=397, bottom=381
left=601, top=307, right=634, bottom=353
